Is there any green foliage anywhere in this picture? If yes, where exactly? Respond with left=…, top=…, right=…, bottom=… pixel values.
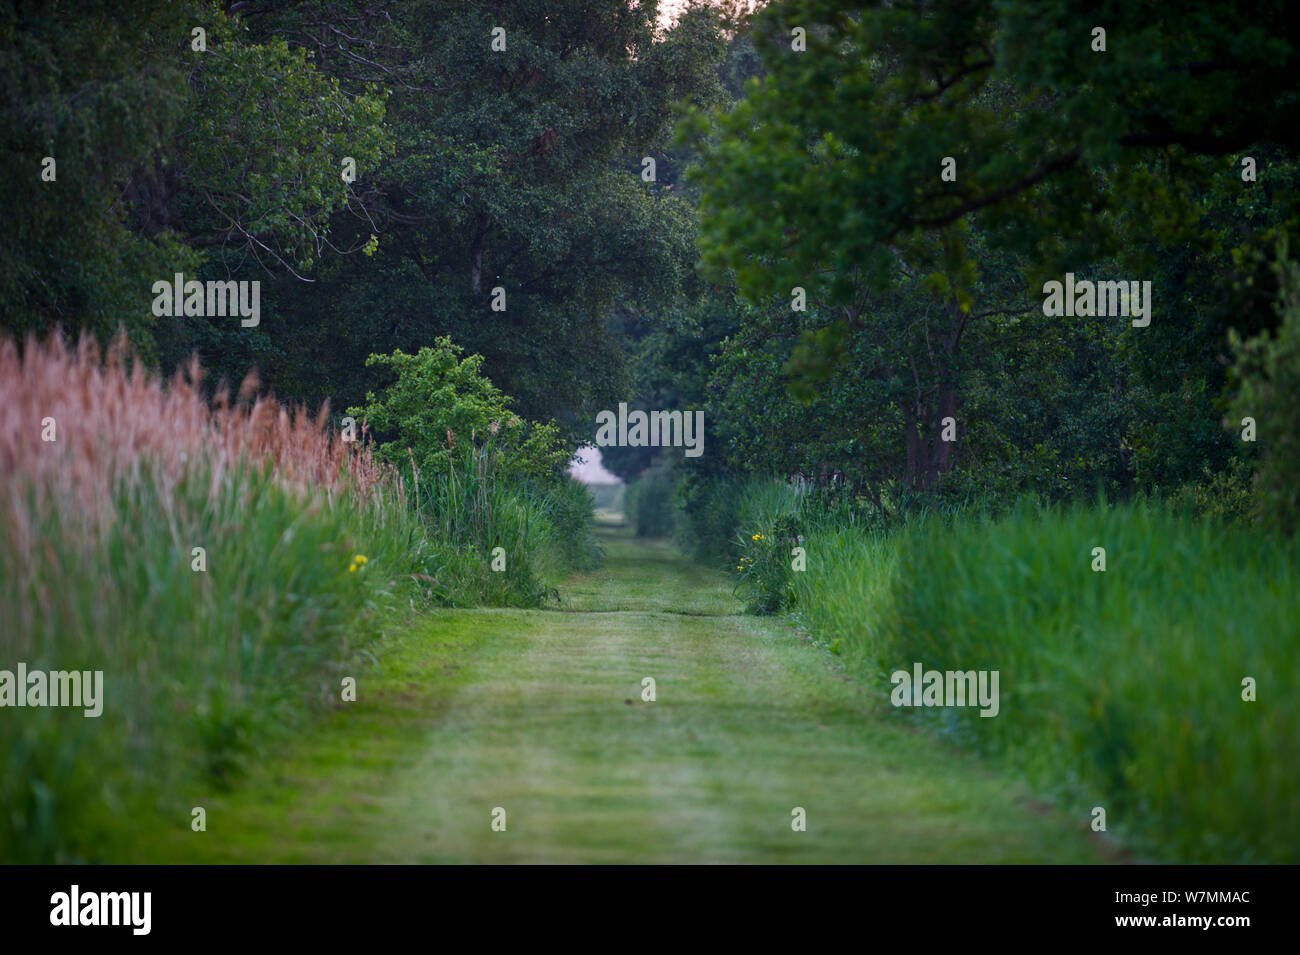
left=349, top=338, right=569, bottom=482
left=1229, top=253, right=1300, bottom=534
left=1165, top=459, right=1255, bottom=526
left=3, top=1, right=728, bottom=435
left=345, top=338, right=598, bottom=606
left=180, top=34, right=391, bottom=275
left=785, top=521, right=897, bottom=662
left=725, top=479, right=903, bottom=614
left=229, top=0, right=729, bottom=433
left=733, top=511, right=800, bottom=614
left=686, top=0, right=1300, bottom=304
left=0, top=0, right=391, bottom=363
left=675, top=470, right=745, bottom=561
left=538, top=476, right=604, bottom=572
left=414, top=440, right=553, bottom=607
left=0, top=0, right=193, bottom=351
left=406, top=437, right=600, bottom=608
left=679, top=0, right=1300, bottom=504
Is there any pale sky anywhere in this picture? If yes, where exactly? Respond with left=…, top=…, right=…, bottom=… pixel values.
left=657, top=1, right=759, bottom=26
left=658, top=0, right=688, bottom=23
left=569, top=445, right=622, bottom=484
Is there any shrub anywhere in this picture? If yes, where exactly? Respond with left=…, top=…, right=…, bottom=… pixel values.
left=347, top=339, right=597, bottom=605
left=730, top=479, right=802, bottom=612
left=674, top=470, right=743, bottom=560
left=1166, top=458, right=1254, bottom=524
left=348, top=338, right=570, bottom=482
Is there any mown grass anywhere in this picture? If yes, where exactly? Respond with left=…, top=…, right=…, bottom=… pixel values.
left=124, top=525, right=1108, bottom=864
left=709, top=477, right=1299, bottom=863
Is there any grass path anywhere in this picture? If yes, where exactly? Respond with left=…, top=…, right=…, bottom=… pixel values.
left=138, top=523, right=1110, bottom=863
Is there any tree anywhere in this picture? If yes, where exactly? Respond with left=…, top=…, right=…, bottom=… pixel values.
left=1, top=0, right=389, bottom=365
left=683, top=0, right=1300, bottom=496
left=225, top=0, right=728, bottom=441
left=1229, top=249, right=1300, bottom=534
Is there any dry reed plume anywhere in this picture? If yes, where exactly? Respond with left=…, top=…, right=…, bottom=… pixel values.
left=0, top=331, right=401, bottom=558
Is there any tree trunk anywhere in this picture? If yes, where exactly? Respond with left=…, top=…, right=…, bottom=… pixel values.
left=904, top=401, right=923, bottom=487
left=928, top=381, right=958, bottom=486
left=470, top=213, right=492, bottom=294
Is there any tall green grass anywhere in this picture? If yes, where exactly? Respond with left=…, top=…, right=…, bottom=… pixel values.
left=406, top=437, right=600, bottom=606
left=866, top=502, right=1300, bottom=862
left=786, top=521, right=896, bottom=660
left=0, top=453, right=429, bottom=862
left=683, top=476, right=897, bottom=613
left=697, top=474, right=1297, bottom=861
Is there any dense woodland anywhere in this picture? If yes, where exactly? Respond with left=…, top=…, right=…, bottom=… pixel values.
left=5, top=0, right=1298, bottom=517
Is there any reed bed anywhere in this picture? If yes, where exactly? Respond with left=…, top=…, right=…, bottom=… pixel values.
left=0, top=333, right=424, bottom=861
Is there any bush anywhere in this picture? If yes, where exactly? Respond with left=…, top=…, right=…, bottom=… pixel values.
left=730, top=480, right=802, bottom=612
left=674, top=470, right=743, bottom=560
left=348, top=338, right=570, bottom=482
left=1166, top=458, right=1254, bottom=524
left=348, top=338, right=598, bottom=605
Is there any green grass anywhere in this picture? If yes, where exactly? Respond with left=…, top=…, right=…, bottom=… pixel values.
left=125, top=524, right=1111, bottom=863
left=0, top=459, right=429, bottom=863
left=792, top=500, right=1300, bottom=863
